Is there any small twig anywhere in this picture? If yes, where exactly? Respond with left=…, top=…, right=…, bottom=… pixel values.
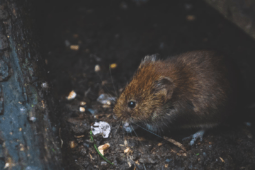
left=163, top=136, right=186, bottom=151
left=132, top=123, right=186, bottom=152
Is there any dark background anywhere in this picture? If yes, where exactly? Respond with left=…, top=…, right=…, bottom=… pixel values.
left=37, top=0, right=255, bottom=99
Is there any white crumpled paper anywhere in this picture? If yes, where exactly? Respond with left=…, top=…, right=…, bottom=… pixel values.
left=91, top=121, right=111, bottom=138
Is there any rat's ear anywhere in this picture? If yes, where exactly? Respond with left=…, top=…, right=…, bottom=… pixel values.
left=153, top=77, right=174, bottom=100
left=139, top=54, right=158, bottom=68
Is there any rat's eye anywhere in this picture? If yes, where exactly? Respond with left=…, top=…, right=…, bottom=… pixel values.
left=128, top=101, right=136, bottom=108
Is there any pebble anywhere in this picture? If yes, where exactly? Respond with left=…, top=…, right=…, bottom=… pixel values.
left=101, top=161, right=107, bottom=166
left=165, top=159, right=172, bottom=163
left=95, top=65, right=100, bottom=72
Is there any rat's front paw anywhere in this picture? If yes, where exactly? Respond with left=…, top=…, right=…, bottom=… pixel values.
left=182, top=130, right=205, bottom=146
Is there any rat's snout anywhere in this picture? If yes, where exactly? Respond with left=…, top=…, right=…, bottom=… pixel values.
left=123, top=122, right=133, bottom=133
left=122, top=121, right=139, bottom=133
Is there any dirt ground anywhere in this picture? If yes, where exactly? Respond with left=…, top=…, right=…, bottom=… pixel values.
left=39, top=0, right=255, bottom=169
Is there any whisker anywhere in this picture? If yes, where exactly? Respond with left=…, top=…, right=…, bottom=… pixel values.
left=96, top=72, right=114, bottom=95
left=130, top=125, right=147, bottom=170
left=133, top=123, right=187, bottom=152
left=114, top=122, right=121, bottom=136
left=109, top=66, right=118, bottom=97
left=132, top=123, right=163, bottom=139
left=115, top=115, right=124, bottom=122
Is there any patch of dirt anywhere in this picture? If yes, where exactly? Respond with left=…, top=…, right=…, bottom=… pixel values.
left=39, top=0, right=255, bottom=169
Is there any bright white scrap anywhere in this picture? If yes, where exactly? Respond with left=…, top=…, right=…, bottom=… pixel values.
left=91, top=121, right=111, bottom=138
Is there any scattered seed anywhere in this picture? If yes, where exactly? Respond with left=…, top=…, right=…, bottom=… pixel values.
left=158, top=143, right=163, bottom=146
left=127, top=160, right=132, bottom=167
left=41, top=100, right=46, bottom=109
left=110, top=63, right=117, bottom=69
left=89, top=153, right=94, bottom=160
left=66, top=90, right=76, bottom=100
left=102, top=104, right=111, bottom=108
left=70, top=45, right=79, bottom=50
left=79, top=107, right=85, bottom=112
left=80, top=101, right=86, bottom=106
left=74, top=135, right=85, bottom=138
left=95, top=65, right=100, bottom=72
left=186, top=15, right=196, bottom=21
left=124, top=147, right=131, bottom=153
left=70, top=141, right=77, bottom=148
left=124, top=140, right=128, bottom=146
left=219, top=157, right=225, bottom=163
left=98, top=143, right=110, bottom=156
left=20, top=144, right=25, bottom=151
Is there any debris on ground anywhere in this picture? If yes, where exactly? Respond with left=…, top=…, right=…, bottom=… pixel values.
left=66, top=90, right=76, bottom=100
left=98, top=143, right=110, bottom=156
left=97, top=93, right=116, bottom=105
left=91, top=121, right=111, bottom=138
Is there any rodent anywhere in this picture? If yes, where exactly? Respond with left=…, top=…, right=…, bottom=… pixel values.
left=113, top=51, right=241, bottom=134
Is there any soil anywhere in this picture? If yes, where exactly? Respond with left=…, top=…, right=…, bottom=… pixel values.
left=38, top=0, right=255, bottom=169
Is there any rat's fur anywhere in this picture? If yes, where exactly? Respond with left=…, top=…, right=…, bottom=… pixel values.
left=113, top=51, right=241, bottom=133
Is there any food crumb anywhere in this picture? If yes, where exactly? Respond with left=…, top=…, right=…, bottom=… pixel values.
left=70, top=141, right=77, bottom=148
left=124, top=147, right=131, bottom=153
left=219, top=157, right=225, bottom=163
left=95, top=65, right=100, bottom=72
left=110, top=63, right=117, bottom=69
left=79, top=107, right=85, bottom=112
left=80, top=101, right=86, bottom=106
left=98, top=143, right=110, bottom=156
left=186, top=15, right=196, bottom=21
left=66, top=90, right=76, bottom=100
left=70, top=45, right=79, bottom=50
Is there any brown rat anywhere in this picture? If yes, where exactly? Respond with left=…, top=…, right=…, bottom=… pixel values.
left=113, top=51, right=241, bottom=138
